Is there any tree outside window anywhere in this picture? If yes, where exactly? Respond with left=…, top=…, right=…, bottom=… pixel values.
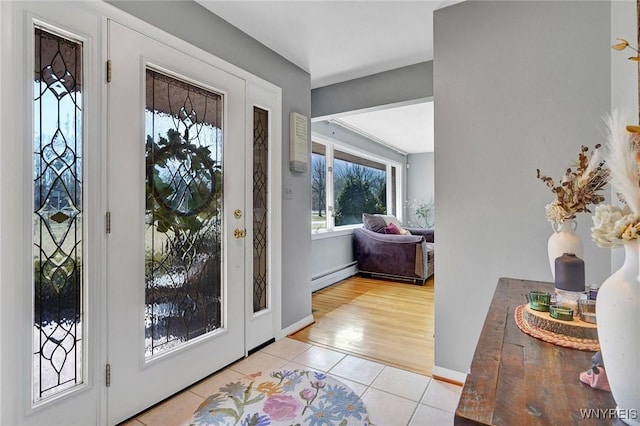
left=334, top=160, right=386, bottom=225
left=311, top=141, right=399, bottom=232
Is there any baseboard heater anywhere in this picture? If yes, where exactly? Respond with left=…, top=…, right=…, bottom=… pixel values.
left=311, top=261, right=358, bottom=292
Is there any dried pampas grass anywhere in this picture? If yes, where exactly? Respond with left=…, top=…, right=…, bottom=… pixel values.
left=601, top=110, right=640, bottom=215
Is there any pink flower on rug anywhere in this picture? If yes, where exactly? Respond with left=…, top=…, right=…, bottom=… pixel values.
left=300, top=388, right=315, bottom=401
left=262, top=394, right=302, bottom=420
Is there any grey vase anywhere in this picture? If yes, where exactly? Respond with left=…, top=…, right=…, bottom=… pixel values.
left=554, top=253, right=585, bottom=292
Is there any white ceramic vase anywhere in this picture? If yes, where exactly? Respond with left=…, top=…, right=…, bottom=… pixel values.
left=596, top=241, right=640, bottom=425
left=547, top=219, right=584, bottom=280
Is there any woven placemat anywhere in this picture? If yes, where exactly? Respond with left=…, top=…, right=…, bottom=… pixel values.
left=514, top=304, right=600, bottom=351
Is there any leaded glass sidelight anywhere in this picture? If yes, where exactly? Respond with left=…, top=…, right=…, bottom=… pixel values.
left=145, top=69, right=223, bottom=357
left=253, top=107, right=268, bottom=313
left=33, top=27, right=84, bottom=402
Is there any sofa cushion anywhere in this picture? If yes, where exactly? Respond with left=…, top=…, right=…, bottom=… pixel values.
left=385, top=222, right=401, bottom=234
left=376, top=214, right=411, bottom=235
left=406, top=227, right=434, bottom=243
left=353, top=228, right=433, bottom=283
left=362, top=213, right=387, bottom=233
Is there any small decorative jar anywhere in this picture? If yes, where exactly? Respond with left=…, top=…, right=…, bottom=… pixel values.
left=554, top=253, right=585, bottom=292
left=589, top=284, right=599, bottom=300
left=550, top=304, right=574, bottom=321
left=554, top=253, right=585, bottom=314
left=528, top=290, right=551, bottom=312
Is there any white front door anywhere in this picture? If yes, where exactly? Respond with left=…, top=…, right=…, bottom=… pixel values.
left=106, top=21, right=247, bottom=424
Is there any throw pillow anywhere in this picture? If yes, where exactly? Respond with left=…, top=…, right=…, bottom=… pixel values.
left=385, top=222, right=401, bottom=234
left=375, top=214, right=398, bottom=226
left=376, top=214, right=411, bottom=235
left=362, top=213, right=387, bottom=233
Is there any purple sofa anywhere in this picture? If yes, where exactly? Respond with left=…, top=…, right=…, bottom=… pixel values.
left=353, top=227, right=434, bottom=285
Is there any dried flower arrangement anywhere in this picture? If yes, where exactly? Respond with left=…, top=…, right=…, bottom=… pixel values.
left=591, top=111, right=640, bottom=247
left=537, top=145, right=609, bottom=224
left=612, top=38, right=640, bottom=133
left=590, top=35, right=640, bottom=248
left=612, top=37, right=640, bottom=59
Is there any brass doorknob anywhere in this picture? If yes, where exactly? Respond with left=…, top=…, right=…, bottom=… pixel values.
left=234, top=228, right=246, bottom=238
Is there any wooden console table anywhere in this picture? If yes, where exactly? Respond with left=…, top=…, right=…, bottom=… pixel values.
left=455, top=277, right=620, bottom=425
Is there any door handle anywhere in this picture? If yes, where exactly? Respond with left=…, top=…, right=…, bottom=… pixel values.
left=234, top=228, right=246, bottom=238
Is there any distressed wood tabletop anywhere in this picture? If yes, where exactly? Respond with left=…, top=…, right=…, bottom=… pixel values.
left=455, top=277, right=622, bottom=425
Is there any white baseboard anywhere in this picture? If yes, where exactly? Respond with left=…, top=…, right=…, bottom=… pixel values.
left=431, top=365, right=468, bottom=385
left=311, top=264, right=358, bottom=292
left=278, top=263, right=357, bottom=339
left=278, top=314, right=314, bottom=339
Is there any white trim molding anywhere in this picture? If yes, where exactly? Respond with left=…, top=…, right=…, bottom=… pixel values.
left=431, top=365, right=468, bottom=385
left=278, top=314, right=314, bottom=339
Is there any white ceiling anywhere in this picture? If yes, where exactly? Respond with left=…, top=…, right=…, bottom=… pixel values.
left=336, top=102, right=434, bottom=154
left=197, top=0, right=455, bottom=154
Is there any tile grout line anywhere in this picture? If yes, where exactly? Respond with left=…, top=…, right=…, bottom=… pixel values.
left=406, top=396, right=423, bottom=426
left=406, top=377, right=433, bottom=425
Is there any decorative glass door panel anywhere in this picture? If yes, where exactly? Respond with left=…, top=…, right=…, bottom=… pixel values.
left=245, top=82, right=279, bottom=351
left=33, top=26, right=84, bottom=403
left=144, top=69, right=224, bottom=358
left=3, top=3, right=101, bottom=423
left=253, top=107, right=268, bottom=313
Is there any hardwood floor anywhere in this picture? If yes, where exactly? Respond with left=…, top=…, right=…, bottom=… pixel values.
left=289, top=274, right=434, bottom=376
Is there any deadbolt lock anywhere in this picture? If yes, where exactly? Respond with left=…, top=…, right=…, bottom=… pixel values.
left=234, top=209, right=242, bottom=219
left=234, top=228, right=246, bottom=238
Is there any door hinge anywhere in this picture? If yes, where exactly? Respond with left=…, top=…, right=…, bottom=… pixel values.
left=106, top=363, right=111, bottom=387
left=106, top=59, right=112, bottom=83
left=106, top=211, right=111, bottom=234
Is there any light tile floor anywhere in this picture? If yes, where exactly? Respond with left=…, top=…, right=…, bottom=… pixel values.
left=121, top=338, right=462, bottom=426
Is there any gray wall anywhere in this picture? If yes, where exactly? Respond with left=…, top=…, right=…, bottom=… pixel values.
left=433, top=1, right=611, bottom=375
left=108, top=0, right=312, bottom=329
left=311, top=62, right=433, bottom=119
left=407, top=153, right=435, bottom=227
left=311, top=234, right=355, bottom=280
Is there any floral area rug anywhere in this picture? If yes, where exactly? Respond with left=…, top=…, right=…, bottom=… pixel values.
left=189, top=368, right=369, bottom=426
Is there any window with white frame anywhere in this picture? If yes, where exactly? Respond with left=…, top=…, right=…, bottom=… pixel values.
left=311, top=139, right=402, bottom=232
